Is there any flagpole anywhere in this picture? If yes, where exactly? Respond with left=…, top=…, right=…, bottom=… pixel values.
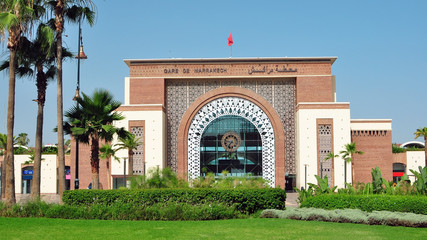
left=228, top=32, right=233, bottom=58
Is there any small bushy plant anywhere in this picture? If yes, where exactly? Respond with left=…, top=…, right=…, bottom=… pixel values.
left=260, top=208, right=427, bottom=227
left=130, top=167, right=189, bottom=189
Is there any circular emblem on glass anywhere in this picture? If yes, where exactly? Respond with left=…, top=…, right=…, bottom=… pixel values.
left=221, top=132, right=241, bottom=152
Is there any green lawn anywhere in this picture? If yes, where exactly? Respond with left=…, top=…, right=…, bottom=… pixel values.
left=0, top=217, right=425, bottom=240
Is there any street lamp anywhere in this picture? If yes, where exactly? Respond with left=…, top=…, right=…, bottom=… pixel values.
left=123, top=157, right=128, bottom=188
left=73, top=16, right=87, bottom=190
left=304, top=164, right=309, bottom=190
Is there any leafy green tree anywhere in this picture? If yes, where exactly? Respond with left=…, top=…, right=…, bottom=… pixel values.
left=65, top=89, right=127, bottom=189
left=0, top=0, right=38, bottom=205
left=16, top=133, right=30, bottom=146
left=340, top=142, right=364, bottom=185
left=116, top=133, right=143, bottom=177
left=48, top=0, right=95, bottom=196
left=414, top=127, right=427, bottom=167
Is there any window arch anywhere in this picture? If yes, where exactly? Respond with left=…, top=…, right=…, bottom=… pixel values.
left=200, top=115, right=262, bottom=176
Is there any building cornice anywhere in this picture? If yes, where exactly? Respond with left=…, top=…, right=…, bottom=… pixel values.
left=124, top=57, right=337, bottom=67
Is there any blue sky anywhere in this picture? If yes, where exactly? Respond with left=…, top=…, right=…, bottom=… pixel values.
left=0, top=0, right=426, bottom=146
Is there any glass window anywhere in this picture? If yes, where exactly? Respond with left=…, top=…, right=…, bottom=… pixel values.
left=22, top=166, right=33, bottom=194
left=200, top=115, right=262, bottom=177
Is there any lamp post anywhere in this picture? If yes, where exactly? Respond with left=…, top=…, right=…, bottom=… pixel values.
left=123, top=157, right=128, bottom=188
left=73, top=16, right=87, bottom=190
left=304, top=164, right=308, bottom=190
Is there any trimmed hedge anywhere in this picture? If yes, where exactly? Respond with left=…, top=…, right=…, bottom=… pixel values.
left=63, top=188, right=286, bottom=214
left=300, top=194, right=427, bottom=214
left=0, top=201, right=242, bottom=220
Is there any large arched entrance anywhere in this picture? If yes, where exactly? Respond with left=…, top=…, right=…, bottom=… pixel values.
left=187, top=96, right=276, bottom=185
left=177, top=87, right=286, bottom=187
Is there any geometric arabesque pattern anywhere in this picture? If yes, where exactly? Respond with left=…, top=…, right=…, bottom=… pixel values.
left=130, top=126, right=144, bottom=175
left=318, top=124, right=332, bottom=186
left=166, top=78, right=296, bottom=174
left=187, top=97, right=275, bottom=186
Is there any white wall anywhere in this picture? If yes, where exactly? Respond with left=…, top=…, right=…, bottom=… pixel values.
left=14, top=154, right=57, bottom=194
left=350, top=120, right=392, bottom=130
left=406, top=151, right=425, bottom=183
left=296, top=105, right=351, bottom=189
left=113, top=109, right=166, bottom=176
left=124, top=77, right=130, bottom=105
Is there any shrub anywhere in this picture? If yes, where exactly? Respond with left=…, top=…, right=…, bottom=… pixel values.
left=63, top=188, right=286, bottom=214
left=0, top=201, right=242, bottom=221
left=300, top=194, right=427, bottom=214
left=260, top=208, right=427, bottom=227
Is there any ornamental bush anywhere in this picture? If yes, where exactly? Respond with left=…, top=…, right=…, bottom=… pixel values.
left=260, top=208, right=427, bottom=227
left=62, top=188, right=286, bottom=214
left=299, top=194, right=427, bottom=214
left=0, top=201, right=241, bottom=220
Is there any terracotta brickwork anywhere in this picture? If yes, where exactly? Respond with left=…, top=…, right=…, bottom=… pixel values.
left=127, top=58, right=335, bottom=105
left=127, top=58, right=333, bottom=78
left=351, top=130, right=393, bottom=183
left=296, top=76, right=334, bottom=103
left=129, top=78, right=165, bottom=105
left=392, top=152, right=407, bottom=165
left=70, top=138, right=109, bottom=190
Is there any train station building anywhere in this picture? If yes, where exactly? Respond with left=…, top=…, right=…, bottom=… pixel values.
left=69, top=57, right=410, bottom=190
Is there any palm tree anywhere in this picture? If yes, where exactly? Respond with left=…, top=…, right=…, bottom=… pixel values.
left=49, top=0, right=95, bottom=196
left=100, top=143, right=119, bottom=189
left=116, top=133, right=143, bottom=177
left=414, top=127, right=427, bottom=167
left=65, top=89, right=127, bottom=189
left=322, top=152, right=338, bottom=179
left=1, top=22, right=73, bottom=199
left=16, top=133, right=30, bottom=146
left=0, top=0, right=38, bottom=205
left=340, top=142, right=363, bottom=186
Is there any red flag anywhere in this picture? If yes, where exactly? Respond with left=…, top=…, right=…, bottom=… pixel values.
left=228, top=32, right=233, bottom=46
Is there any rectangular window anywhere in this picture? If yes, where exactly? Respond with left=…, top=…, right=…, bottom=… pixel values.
left=317, top=121, right=333, bottom=186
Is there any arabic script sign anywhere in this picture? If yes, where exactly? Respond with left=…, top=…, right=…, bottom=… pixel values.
left=163, top=65, right=297, bottom=75
left=248, top=66, right=297, bottom=75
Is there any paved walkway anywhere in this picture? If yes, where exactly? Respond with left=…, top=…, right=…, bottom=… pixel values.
left=285, top=192, right=299, bottom=208
left=15, top=194, right=61, bottom=204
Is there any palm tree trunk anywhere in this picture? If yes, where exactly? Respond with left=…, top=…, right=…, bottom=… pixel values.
left=55, top=1, right=66, bottom=197
left=5, top=48, right=17, bottom=205
left=1, top=152, right=6, bottom=199
left=31, top=69, right=47, bottom=200
left=91, top=136, right=100, bottom=189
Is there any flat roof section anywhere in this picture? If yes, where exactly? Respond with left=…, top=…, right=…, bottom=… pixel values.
left=124, top=57, right=338, bottom=67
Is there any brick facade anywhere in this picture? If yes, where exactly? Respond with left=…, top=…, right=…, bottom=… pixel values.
left=351, top=129, right=393, bottom=183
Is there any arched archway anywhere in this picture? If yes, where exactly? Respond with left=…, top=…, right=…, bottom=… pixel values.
left=188, top=97, right=275, bottom=184
left=177, top=87, right=286, bottom=187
